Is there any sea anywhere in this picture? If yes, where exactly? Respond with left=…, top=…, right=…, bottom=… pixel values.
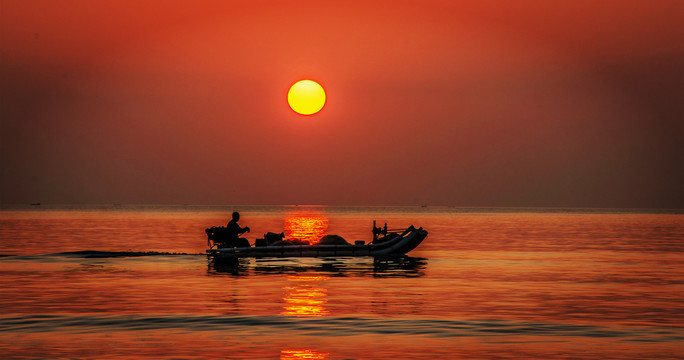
left=0, top=205, right=682, bottom=359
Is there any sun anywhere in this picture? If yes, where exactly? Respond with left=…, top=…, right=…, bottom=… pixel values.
left=287, top=80, right=326, bottom=115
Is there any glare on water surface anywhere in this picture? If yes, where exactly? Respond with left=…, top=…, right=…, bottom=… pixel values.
left=284, top=213, right=329, bottom=244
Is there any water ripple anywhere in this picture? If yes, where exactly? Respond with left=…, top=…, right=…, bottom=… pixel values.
left=1, top=314, right=681, bottom=342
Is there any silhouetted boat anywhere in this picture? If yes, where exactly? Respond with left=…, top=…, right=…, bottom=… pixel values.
left=206, top=223, right=428, bottom=259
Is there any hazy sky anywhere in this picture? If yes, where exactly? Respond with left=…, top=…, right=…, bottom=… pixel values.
left=2, top=0, right=682, bottom=208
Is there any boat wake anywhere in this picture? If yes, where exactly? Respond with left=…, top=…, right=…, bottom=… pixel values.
left=0, top=250, right=202, bottom=259
left=58, top=250, right=201, bottom=258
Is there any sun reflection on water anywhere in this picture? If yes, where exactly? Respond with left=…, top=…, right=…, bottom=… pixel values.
left=282, top=275, right=330, bottom=317
left=284, top=214, right=328, bottom=244
left=280, top=349, right=329, bottom=360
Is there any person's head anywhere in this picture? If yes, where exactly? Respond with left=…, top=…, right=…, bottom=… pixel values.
left=232, top=212, right=240, bottom=221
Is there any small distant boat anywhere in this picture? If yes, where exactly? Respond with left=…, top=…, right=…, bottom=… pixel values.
left=29, top=202, right=41, bottom=206
left=206, top=222, right=428, bottom=259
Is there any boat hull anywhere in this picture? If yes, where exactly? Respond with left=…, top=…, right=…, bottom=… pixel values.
left=206, top=227, right=427, bottom=259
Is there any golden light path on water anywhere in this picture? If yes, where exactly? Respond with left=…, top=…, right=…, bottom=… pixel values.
left=282, top=275, right=330, bottom=317
left=284, top=214, right=328, bottom=244
left=281, top=214, right=333, bottom=317
left=280, top=349, right=329, bottom=360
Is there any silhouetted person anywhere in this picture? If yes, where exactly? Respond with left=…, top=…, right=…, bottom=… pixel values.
left=226, top=211, right=250, bottom=247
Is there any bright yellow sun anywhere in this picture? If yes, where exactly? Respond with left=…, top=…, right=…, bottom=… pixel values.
left=287, top=80, right=326, bottom=115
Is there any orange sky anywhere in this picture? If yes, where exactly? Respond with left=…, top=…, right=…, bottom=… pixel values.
left=1, top=0, right=682, bottom=207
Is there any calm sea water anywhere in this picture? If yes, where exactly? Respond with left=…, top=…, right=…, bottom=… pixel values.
left=1, top=205, right=682, bottom=359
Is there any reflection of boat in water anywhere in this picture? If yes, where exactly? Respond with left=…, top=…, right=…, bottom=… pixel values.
left=209, top=256, right=428, bottom=278
left=206, top=223, right=428, bottom=259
